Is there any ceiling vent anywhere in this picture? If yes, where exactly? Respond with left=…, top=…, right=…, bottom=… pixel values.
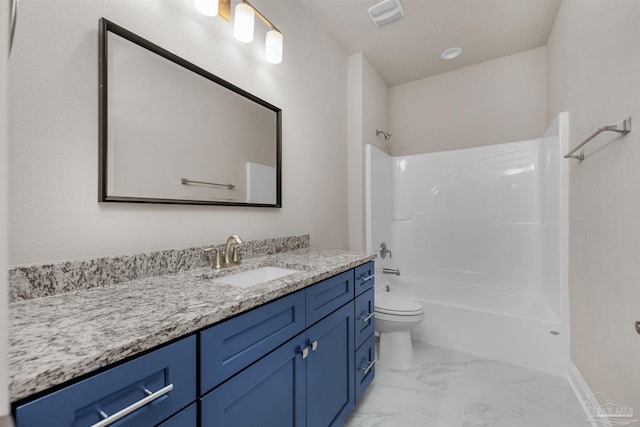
left=368, top=0, right=405, bottom=27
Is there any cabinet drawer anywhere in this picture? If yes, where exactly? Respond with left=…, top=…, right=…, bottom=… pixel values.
left=305, top=270, right=354, bottom=327
left=355, top=334, right=376, bottom=404
left=354, top=262, right=375, bottom=296
left=200, top=289, right=305, bottom=394
left=158, top=402, right=197, bottom=426
left=14, top=335, right=196, bottom=427
left=354, top=288, right=375, bottom=349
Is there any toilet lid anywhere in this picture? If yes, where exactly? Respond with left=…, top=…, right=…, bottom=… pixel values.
left=375, top=293, right=423, bottom=315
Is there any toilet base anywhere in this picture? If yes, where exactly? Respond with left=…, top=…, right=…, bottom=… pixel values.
left=377, top=330, right=414, bottom=370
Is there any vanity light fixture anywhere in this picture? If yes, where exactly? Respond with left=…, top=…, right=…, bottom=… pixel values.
left=233, top=3, right=255, bottom=43
left=196, top=0, right=284, bottom=64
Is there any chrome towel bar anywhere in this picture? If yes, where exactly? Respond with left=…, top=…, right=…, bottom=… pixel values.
left=181, top=178, right=235, bottom=190
left=564, top=117, right=631, bottom=161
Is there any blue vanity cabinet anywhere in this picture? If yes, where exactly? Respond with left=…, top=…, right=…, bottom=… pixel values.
left=200, top=302, right=355, bottom=427
left=14, top=335, right=196, bottom=427
left=13, top=262, right=374, bottom=427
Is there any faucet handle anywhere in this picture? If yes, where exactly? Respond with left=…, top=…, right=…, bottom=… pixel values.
left=231, top=243, right=245, bottom=263
left=204, top=247, right=222, bottom=269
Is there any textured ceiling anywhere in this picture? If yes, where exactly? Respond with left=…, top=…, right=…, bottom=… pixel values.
left=296, top=0, right=561, bottom=86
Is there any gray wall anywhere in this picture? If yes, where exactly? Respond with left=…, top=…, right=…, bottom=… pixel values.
left=389, top=47, right=547, bottom=156
left=9, top=0, right=349, bottom=266
left=547, top=0, right=640, bottom=412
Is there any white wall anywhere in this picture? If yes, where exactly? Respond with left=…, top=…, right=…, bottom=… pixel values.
left=389, top=47, right=547, bottom=157
left=8, top=0, right=349, bottom=266
left=1, top=0, right=10, bottom=414
left=547, top=0, right=640, bottom=412
left=348, top=53, right=389, bottom=252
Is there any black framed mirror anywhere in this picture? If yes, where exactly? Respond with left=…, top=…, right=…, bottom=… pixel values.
left=99, top=18, right=282, bottom=207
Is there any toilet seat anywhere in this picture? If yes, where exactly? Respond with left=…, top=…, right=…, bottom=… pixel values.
left=375, top=293, right=424, bottom=316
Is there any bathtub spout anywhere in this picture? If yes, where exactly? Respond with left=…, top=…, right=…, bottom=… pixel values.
left=382, top=268, right=400, bottom=276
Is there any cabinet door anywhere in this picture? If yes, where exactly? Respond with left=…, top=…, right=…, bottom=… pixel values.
left=306, top=303, right=355, bottom=427
left=200, top=334, right=307, bottom=427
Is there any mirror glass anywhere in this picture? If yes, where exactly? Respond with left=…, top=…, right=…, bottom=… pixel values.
left=99, top=19, right=281, bottom=207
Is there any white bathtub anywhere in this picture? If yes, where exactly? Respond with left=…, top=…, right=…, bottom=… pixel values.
left=383, top=276, right=568, bottom=376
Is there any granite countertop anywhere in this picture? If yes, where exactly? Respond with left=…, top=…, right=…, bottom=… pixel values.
left=8, top=248, right=375, bottom=402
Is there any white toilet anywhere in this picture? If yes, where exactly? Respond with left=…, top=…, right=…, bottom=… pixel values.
left=375, top=292, right=424, bottom=370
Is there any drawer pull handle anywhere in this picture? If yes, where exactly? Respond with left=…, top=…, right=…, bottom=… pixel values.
left=90, top=384, right=174, bottom=427
left=360, top=274, right=374, bottom=283
left=360, top=360, right=375, bottom=375
left=300, top=347, right=309, bottom=359
left=310, top=340, right=318, bottom=351
left=360, top=312, right=375, bottom=323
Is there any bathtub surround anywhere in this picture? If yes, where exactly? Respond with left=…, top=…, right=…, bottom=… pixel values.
left=8, top=235, right=309, bottom=302
left=8, top=247, right=374, bottom=401
left=366, top=112, right=569, bottom=375
left=546, top=0, right=640, bottom=414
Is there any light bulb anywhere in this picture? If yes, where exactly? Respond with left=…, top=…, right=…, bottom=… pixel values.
left=233, top=3, right=255, bottom=43
left=194, top=0, right=219, bottom=17
left=265, top=30, right=283, bottom=64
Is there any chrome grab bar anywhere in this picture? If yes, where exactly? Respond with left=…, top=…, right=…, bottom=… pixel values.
left=564, top=117, right=631, bottom=160
left=360, top=360, right=375, bottom=375
left=382, top=268, right=400, bottom=276
left=90, top=384, right=173, bottom=427
left=360, top=312, right=375, bottom=323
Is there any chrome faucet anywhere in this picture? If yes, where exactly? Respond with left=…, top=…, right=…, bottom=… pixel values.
left=203, top=235, right=244, bottom=269
left=223, top=234, right=244, bottom=267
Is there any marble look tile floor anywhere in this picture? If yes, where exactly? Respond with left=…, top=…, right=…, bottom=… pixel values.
left=345, top=341, right=592, bottom=427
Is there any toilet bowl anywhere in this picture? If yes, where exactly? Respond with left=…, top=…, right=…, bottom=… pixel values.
left=375, top=292, right=424, bottom=370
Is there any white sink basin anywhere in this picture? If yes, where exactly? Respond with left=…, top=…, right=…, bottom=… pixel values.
left=217, top=267, right=298, bottom=288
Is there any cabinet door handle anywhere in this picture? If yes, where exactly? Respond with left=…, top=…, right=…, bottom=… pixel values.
left=90, top=384, right=173, bottom=427
left=360, top=312, right=375, bottom=323
left=360, top=360, right=375, bottom=375
left=310, top=340, right=318, bottom=351
left=359, top=274, right=374, bottom=283
left=300, top=347, right=309, bottom=359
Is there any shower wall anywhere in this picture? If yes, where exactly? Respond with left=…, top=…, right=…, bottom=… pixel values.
left=366, top=112, right=569, bottom=374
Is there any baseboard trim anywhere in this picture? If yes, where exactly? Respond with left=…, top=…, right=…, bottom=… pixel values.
left=568, top=361, right=611, bottom=427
